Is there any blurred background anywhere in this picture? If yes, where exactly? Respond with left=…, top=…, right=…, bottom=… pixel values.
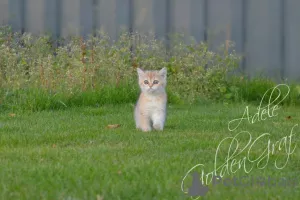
left=0, top=0, right=299, bottom=81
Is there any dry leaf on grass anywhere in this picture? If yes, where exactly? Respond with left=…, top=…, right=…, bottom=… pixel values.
left=9, top=113, right=16, bottom=117
left=107, top=124, right=121, bottom=129
left=96, top=194, right=104, bottom=200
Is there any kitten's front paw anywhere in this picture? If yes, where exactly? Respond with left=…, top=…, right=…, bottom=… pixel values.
left=142, top=127, right=152, bottom=132
left=137, top=126, right=152, bottom=132
left=153, top=123, right=164, bottom=131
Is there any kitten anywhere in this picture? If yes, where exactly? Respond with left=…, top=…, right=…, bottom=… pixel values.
left=134, top=67, right=167, bottom=132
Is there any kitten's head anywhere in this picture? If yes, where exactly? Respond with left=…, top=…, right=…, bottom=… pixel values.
left=137, top=67, right=167, bottom=94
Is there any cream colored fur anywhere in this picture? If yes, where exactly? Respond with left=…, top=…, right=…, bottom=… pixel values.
left=134, top=67, right=167, bottom=132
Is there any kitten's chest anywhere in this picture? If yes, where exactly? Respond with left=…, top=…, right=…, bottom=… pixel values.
left=141, top=94, right=166, bottom=111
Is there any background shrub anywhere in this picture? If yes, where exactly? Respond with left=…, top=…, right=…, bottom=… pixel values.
left=0, top=26, right=299, bottom=111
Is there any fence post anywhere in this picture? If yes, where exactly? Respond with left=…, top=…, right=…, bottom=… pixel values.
left=241, top=0, right=247, bottom=74
left=280, top=0, right=285, bottom=80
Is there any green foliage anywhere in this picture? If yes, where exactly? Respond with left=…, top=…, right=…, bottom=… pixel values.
left=226, top=76, right=300, bottom=106
left=0, top=26, right=300, bottom=111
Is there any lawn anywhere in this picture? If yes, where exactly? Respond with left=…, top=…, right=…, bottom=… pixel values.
left=0, top=102, right=299, bottom=200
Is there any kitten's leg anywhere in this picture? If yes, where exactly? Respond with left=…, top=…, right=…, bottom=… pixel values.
left=152, top=111, right=166, bottom=131
left=135, top=109, right=152, bottom=132
left=138, top=114, right=152, bottom=132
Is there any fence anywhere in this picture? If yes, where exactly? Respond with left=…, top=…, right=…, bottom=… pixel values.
left=0, top=0, right=299, bottom=81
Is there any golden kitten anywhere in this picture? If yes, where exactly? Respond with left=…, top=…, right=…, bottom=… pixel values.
left=134, top=67, right=167, bottom=132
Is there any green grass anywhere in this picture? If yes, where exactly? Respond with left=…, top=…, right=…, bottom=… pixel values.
left=0, top=103, right=299, bottom=200
left=1, top=27, right=300, bottom=200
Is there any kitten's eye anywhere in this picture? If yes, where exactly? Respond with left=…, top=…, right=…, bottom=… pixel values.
left=153, top=80, right=159, bottom=84
left=144, top=80, right=149, bottom=84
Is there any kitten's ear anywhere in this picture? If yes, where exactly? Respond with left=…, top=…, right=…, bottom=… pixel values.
left=159, top=67, right=167, bottom=78
left=137, top=68, right=145, bottom=77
